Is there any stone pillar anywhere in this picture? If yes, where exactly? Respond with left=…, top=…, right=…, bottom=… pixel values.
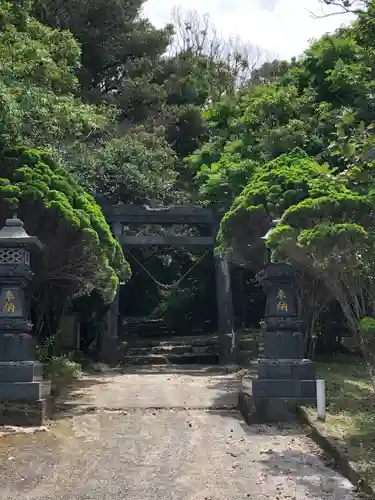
left=101, top=221, right=123, bottom=364
left=250, top=262, right=316, bottom=421
left=215, top=253, right=236, bottom=365
left=0, top=216, right=51, bottom=426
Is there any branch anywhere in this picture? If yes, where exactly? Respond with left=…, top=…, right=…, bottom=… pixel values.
left=309, top=0, right=366, bottom=18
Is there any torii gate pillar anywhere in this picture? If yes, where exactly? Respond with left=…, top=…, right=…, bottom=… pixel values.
left=215, top=253, right=237, bottom=365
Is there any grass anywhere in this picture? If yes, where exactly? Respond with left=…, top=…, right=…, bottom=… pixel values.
left=306, top=356, right=375, bottom=490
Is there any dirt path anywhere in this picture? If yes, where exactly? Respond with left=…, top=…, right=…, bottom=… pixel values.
left=0, top=366, right=356, bottom=499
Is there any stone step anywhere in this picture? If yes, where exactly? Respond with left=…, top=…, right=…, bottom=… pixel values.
left=124, top=334, right=218, bottom=349
left=123, top=327, right=215, bottom=339
left=121, top=354, right=168, bottom=366
left=122, top=324, right=209, bottom=337
left=127, top=344, right=216, bottom=356
left=168, top=353, right=219, bottom=365
left=238, top=338, right=258, bottom=350
left=125, top=328, right=171, bottom=337
left=121, top=352, right=219, bottom=366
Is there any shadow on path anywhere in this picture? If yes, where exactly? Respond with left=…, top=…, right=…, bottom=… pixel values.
left=52, top=375, right=112, bottom=421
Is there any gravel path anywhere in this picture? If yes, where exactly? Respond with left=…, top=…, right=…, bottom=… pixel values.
left=0, top=366, right=356, bottom=499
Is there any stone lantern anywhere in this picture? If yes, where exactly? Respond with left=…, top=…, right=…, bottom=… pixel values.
left=241, top=219, right=316, bottom=422
left=0, top=216, right=51, bottom=426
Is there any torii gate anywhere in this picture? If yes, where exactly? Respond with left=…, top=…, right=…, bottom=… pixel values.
left=101, top=204, right=236, bottom=364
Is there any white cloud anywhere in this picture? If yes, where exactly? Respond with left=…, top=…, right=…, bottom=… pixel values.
left=259, top=0, right=279, bottom=12
left=142, top=0, right=355, bottom=60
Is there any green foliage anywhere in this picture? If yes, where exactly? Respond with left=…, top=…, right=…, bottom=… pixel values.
left=36, top=334, right=57, bottom=363
left=6, top=0, right=252, bottom=334
left=271, top=185, right=374, bottom=256
left=0, top=146, right=130, bottom=304
left=189, top=83, right=328, bottom=208
left=0, top=0, right=179, bottom=209
left=0, top=0, right=111, bottom=151
left=196, top=155, right=259, bottom=205
left=36, top=335, right=82, bottom=393
left=74, top=128, right=179, bottom=204
left=43, top=355, right=83, bottom=390
left=33, top=0, right=174, bottom=119
left=263, top=161, right=375, bottom=352
left=216, top=149, right=340, bottom=267
left=250, top=59, right=296, bottom=85
left=31, top=0, right=237, bottom=164
left=359, top=316, right=375, bottom=334
left=190, top=8, right=375, bottom=205
left=13, top=0, right=375, bottom=342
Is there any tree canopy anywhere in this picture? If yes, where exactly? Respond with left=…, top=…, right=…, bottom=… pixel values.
left=216, top=149, right=346, bottom=266
left=0, top=0, right=110, bottom=152
left=8, top=0, right=375, bottom=362
left=1, top=0, right=267, bottom=341
left=0, top=146, right=130, bottom=338
left=191, top=0, right=375, bottom=369
left=189, top=12, right=375, bottom=206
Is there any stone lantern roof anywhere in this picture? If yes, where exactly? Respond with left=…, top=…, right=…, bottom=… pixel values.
left=0, top=215, right=44, bottom=250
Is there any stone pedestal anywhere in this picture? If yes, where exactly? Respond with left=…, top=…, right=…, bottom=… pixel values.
left=0, top=216, right=51, bottom=426
left=0, top=399, right=50, bottom=426
left=249, top=262, right=316, bottom=422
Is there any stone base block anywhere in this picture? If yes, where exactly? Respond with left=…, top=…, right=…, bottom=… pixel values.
left=0, top=380, right=51, bottom=401
left=0, top=399, right=50, bottom=427
left=0, top=334, right=35, bottom=362
left=252, top=378, right=316, bottom=399
left=257, top=359, right=316, bottom=380
left=263, top=331, right=304, bottom=359
left=239, top=393, right=315, bottom=424
left=0, top=361, right=43, bottom=382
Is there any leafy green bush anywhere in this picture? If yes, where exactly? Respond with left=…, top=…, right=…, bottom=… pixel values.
left=36, top=335, right=57, bottom=363
left=37, top=336, right=82, bottom=393
left=359, top=316, right=375, bottom=334
left=216, top=149, right=341, bottom=268
left=0, top=146, right=131, bottom=340
left=0, top=146, right=130, bottom=302
left=0, top=0, right=111, bottom=151
left=43, top=355, right=82, bottom=394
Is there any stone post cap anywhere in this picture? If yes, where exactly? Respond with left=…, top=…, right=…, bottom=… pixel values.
left=0, top=215, right=44, bottom=250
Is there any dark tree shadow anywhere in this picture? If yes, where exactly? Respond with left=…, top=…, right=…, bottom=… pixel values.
left=51, top=374, right=113, bottom=421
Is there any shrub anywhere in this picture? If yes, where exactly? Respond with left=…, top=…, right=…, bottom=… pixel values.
left=0, top=146, right=130, bottom=341
left=43, top=355, right=82, bottom=394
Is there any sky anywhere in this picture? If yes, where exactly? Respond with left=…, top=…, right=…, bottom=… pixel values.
left=143, top=0, right=355, bottom=60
